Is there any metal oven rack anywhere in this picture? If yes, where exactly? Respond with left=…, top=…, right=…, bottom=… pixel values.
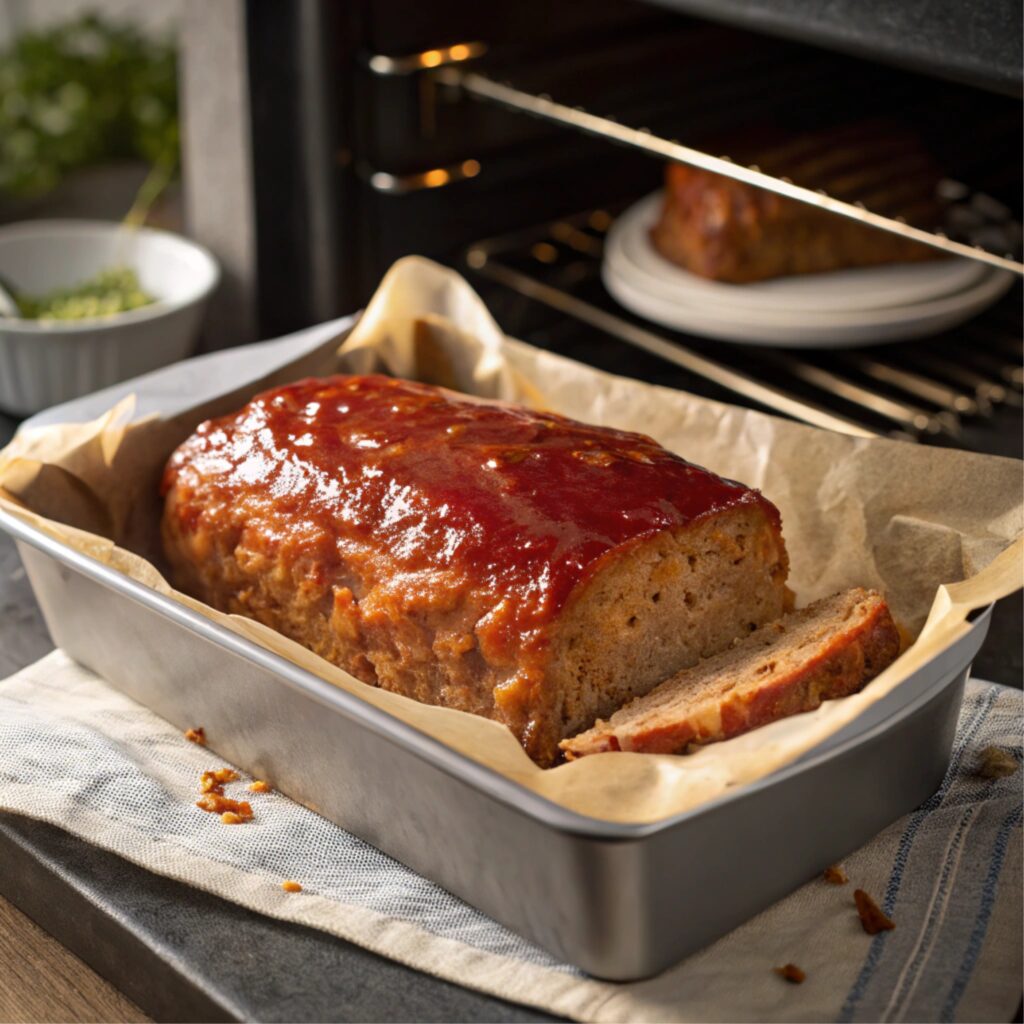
left=465, top=205, right=1022, bottom=446
left=441, top=68, right=1024, bottom=276
left=437, top=63, right=1022, bottom=447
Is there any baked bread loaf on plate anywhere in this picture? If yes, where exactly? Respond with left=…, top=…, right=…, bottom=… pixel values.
left=561, top=588, right=900, bottom=758
left=162, top=374, right=790, bottom=765
left=650, top=126, right=944, bottom=283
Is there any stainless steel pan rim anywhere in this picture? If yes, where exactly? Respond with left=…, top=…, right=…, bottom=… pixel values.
left=0, top=503, right=989, bottom=842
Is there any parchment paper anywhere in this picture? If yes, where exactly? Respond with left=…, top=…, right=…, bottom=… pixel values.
left=1, top=256, right=1021, bottom=824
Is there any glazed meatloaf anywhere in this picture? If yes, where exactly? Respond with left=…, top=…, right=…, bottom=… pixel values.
left=651, top=125, right=944, bottom=283
left=561, top=588, right=900, bottom=758
left=161, top=374, right=790, bottom=765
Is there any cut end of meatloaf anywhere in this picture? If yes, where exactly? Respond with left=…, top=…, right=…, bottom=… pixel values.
left=529, top=501, right=789, bottom=764
left=560, top=588, right=900, bottom=759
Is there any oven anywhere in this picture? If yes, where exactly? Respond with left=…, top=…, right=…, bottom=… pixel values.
left=180, top=0, right=1022, bottom=457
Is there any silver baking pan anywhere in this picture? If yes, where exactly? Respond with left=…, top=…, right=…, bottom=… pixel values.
left=0, top=324, right=994, bottom=980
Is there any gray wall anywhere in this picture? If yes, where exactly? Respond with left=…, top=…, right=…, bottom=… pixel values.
left=0, top=0, right=181, bottom=46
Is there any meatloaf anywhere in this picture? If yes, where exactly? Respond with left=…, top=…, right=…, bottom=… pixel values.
left=561, top=588, right=900, bottom=758
left=651, top=125, right=944, bottom=283
left=161, top=374, right=790, bottom=765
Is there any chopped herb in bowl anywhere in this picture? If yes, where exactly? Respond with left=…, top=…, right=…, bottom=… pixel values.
left=14, top=266, right=155, bottom=321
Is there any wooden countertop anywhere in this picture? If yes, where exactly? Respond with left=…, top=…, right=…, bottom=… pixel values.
left=0, top=893, right=148, bottom=1024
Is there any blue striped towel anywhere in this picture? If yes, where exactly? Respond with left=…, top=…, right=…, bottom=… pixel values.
left=1, top=652, right=1021, bottom=1022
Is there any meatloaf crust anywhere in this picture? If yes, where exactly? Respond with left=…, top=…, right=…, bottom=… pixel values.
left=161, top=374, right=790, bottom=765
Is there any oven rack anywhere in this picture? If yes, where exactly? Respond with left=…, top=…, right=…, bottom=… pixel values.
left=440, top=68, right=1024, bottom=279
left=465, top=206, right=1022, bottom=444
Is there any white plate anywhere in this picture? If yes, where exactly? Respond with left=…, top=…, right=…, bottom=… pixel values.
left=610, top=192, right=990, bottom=315
left=607, top=235, right=1013, bottom=329
left=602, top=258, right=1015, bottom=347
left=603, top=194, right=1013, bottom=347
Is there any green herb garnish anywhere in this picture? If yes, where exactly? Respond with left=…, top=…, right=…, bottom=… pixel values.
left=0, top=14, right=178, bottom=198
left=14, top=266, right=155, bottom=320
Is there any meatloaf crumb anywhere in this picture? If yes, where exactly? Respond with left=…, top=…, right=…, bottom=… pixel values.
left=773, top=964, right=806, bottom=984
left=854, top=889, right=895, bottom=935
left=200, top=768, right=240, bottom=794
left=976, top=746, right=1018, bottom=779
left=196, top=793, right=253, bottom=820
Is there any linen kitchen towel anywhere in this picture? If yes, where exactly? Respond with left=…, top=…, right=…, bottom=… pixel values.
left=0, top=650, right=1020, bottom=1023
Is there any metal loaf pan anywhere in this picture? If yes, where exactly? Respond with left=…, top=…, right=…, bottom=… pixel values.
left=0, top=326, right=993, bottom=980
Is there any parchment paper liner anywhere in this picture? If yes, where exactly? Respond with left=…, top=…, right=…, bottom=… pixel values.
left=1, top=257, right=1021, bottom=825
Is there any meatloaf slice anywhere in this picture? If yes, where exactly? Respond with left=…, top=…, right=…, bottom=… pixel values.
left=560, top=588, right=899, bottom=758
left=162, top=374, right=790, bottom=766
left=650, top=125, right=944, bottom=283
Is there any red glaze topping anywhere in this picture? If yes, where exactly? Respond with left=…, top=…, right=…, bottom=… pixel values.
left=163, top=375, right=778, bottom=656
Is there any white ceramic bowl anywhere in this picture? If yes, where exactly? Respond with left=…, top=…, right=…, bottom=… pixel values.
left=0, top=219, right=219, bottom=415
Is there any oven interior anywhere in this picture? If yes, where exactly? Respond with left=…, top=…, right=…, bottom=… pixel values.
left=227, top=0, right=1023, bottom=455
